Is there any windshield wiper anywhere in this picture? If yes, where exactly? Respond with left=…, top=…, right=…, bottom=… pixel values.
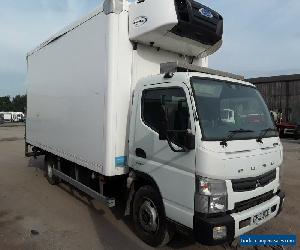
left=256, top=128, right=278, bottom=143
left=220, top=129, right=254, bottom=147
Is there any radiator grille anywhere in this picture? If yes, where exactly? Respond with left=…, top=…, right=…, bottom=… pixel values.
left=232, top=169, right=276, bottom=192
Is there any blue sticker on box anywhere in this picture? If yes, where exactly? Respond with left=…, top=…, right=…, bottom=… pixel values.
left=115, top=156, right=127, bottom=167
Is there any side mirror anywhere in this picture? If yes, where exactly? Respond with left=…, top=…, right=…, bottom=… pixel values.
left=184, top=132, right=195, bottom=150
left=159, top=105, right=168, bottom=140
left=159, top=127, right=167, bottom=140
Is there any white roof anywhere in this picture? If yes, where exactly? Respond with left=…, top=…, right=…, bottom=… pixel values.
left=188, top=72, right=255, bottom=87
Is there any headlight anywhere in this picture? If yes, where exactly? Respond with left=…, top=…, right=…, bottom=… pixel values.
left=195, top=177, right=228, bottom=214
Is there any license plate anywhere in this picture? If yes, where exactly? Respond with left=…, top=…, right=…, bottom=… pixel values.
left=253, top=209, right=270, bottom=224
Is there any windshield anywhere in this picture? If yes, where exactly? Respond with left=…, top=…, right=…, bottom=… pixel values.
left=191, top=77, right=277, bottom=141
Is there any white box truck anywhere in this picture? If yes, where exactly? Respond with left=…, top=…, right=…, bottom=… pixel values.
left=26, top=0, right=285, bottom=246
left=1, top=112, right=12, bottom=122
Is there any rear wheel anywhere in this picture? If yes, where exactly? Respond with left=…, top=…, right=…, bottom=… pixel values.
left=45, top=156, right=59, bottom=185
left=132, top=185, right=173, bottom=247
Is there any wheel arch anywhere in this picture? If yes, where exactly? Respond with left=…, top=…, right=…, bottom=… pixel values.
left=125, top=170, right=165, bottom=216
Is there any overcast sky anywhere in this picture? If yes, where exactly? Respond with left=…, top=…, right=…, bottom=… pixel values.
left=0, top=0, right=300, bottom=96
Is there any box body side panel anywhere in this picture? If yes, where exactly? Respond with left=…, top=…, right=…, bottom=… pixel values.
left=27, top=13, right=110, bottom=174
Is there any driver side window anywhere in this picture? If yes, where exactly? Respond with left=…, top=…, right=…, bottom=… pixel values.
left=142, top=87, right=190, bottom=146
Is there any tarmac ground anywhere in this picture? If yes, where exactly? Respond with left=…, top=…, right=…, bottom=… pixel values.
left=0, top=125, right=299, bottom=250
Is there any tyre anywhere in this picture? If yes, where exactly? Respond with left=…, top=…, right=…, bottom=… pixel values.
left=45, top=156, right=59, bottom=185
left=132, top=185, right=173, bottom=247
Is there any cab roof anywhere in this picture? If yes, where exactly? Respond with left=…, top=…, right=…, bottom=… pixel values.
left=138, top=65, right=255, bottom=89
left=160, top=62, right=244, bottom=81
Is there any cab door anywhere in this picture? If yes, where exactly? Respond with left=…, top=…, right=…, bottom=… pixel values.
left=129, top=82, right=196, bottom=228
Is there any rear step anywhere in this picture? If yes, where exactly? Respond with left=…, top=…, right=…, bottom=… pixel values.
left=52, top=168, right=116, bottom=208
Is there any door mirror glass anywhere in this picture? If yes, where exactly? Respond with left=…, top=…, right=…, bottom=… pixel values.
left=159, top=106, right=168, bottom=140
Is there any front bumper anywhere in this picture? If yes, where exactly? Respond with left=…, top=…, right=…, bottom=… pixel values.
left=193, top=190, right=285, bottom=246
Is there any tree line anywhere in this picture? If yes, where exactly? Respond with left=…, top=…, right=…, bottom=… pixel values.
left=0, top=95, right=27, bottom=113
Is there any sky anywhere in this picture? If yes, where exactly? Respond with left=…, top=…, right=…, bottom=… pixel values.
left=0, top=0, right=300, bottom=96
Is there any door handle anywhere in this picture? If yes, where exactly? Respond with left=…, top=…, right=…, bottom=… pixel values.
left=136, top=148, right=147, bottom=159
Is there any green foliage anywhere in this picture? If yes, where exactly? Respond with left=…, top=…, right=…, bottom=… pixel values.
left=0, top=95, right=27, bottom=113
left=11, top=95, right=27, bottom=113
left=0, top=96, right=12, bottom=112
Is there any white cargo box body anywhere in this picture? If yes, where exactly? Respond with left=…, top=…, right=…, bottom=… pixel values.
left=26, top=8, right=134, bottom=176
left=3, top=113, right=12, bottom=121
left=26, top=2, right=212, bottom=177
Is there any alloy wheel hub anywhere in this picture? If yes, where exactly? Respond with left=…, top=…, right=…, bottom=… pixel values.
left=138, top=200, right=158, bottom=233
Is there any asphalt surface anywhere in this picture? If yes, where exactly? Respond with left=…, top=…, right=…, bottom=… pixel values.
left=0, top=126, right=299, bottom=250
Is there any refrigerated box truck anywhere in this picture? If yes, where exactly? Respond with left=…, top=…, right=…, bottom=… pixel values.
left=26, top=0, right=285, bottom=246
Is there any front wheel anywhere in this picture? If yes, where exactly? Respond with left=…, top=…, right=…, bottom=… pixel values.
left=132, top=185, right=173, bottom=247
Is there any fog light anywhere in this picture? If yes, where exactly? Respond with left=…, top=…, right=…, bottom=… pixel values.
left=239, top=218, right=251, bottom=229
left=213, top=226, right=227, bottom=240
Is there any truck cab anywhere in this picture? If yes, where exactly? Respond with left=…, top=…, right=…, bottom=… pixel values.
left=128, top=63, right=284, bottom=245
